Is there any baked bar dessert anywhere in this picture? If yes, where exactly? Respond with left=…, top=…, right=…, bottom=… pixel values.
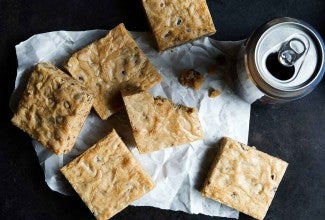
left=179, top=69, right=204, bottom=90
left=202, top=137, right=288, bottom=220
left=11, top=63, right=94, bottom=155
left=61, top=129, right=155, bottom=220
left=65, top=23, right=162, bottom=120
left=122, top=90, right=204, bottom=153
left=142, top=0, right=216, bottom=51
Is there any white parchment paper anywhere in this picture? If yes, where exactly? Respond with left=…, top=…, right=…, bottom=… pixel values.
left=10, top=30, right=250, bottom=219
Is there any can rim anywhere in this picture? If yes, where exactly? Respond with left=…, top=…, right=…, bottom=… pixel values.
left=245, top=17, right=325, bottom=100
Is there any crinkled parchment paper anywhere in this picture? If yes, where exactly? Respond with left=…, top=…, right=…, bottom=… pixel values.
left=10, top=30, right=250, bottom=219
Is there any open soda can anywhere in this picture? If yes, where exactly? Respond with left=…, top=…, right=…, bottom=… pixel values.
left=236, top=17, right=325, bottom=103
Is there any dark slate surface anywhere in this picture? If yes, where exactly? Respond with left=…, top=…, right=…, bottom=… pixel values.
left=1, top=0, right=324, bottom=219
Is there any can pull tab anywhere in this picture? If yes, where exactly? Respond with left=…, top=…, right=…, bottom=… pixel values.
left=278, top=38, right=306, bottom=67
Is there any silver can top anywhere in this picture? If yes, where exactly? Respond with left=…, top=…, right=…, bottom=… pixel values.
left=245, top=17, right=325, bottom=100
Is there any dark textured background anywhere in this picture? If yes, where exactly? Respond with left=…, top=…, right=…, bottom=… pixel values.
left=1, top=0, right=325, bottom=219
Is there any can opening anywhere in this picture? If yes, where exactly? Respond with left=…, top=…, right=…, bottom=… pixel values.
left=266, top=53, right=295, bottom=81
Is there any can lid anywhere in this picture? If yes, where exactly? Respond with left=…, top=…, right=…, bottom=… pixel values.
left=245, top=17, right=325, bottom=100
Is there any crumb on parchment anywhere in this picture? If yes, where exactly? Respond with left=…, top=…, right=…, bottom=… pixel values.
left=208, top=88, right=221, bottom=98
left=178, top=69, right=204, bottom=90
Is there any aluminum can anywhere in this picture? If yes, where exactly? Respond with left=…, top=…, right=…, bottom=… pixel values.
left=236, top=17, right=325, bottom=103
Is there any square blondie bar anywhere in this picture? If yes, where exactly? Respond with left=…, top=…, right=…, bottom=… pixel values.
left=122, top=90, right=204, bottom=153
left=65, top=23, right=162, bottom=120
left=142, top=0, right=216, bottom=51
left=12, top=63, right=94, bottom=155
left=202, top=137, right=288, bottom=219
left=61, top=129, right=155, bottom=220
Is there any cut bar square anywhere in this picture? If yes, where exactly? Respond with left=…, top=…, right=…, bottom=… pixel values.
left=61, top=129, right=155, bottom=220
left=65, top=23, right=162, bottom=120
left=202, top=137, right=288, bottom=220
left=11, top=63, right=94, bottom=155
left=142, top=0, right=216, bottom=51
left=122, top=90, right=204, bottom=154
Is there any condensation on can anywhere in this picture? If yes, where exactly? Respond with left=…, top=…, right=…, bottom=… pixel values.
left=235, top=17, right=325, bottom=104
